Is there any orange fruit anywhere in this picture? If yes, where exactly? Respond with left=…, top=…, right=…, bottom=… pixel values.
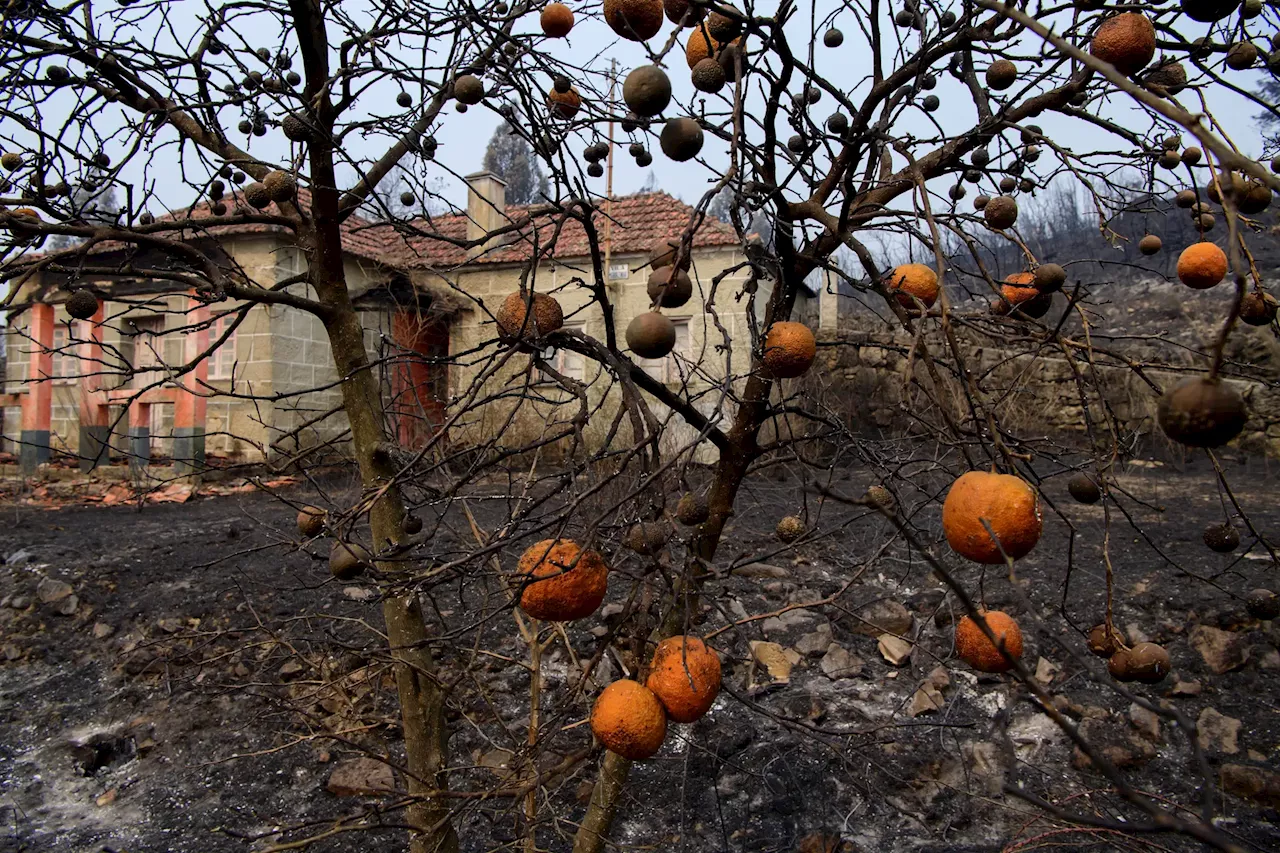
left=604, top=0, right=665, bottom=41
left=496, top=291, right=563, bottom=339
left=685, top=28, right=739, bottom=68
left=517, top=539, right=608, bottom=621
left=590, top=679, right=668, bottom=759
left=1089, top=12, right=1156, bottom=76
left=1176, top=242, right=1228, bottom=289
left=547, top=85, right=582, bottom=119
left=955, top=610, right=1024, bottom=673
left=1000, top=271, right=1038, bottom=305
left=761, top=321, right=816, bottom=378
left=942, top=471, right=1042, bottom=564
left=540, top=2, right=575, bottom=37
left=887, top=263, right=939, bottom=309
left=645, top=636, right=722, bottom=723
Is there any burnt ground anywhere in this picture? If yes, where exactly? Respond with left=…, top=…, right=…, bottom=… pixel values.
left=1, top=456, right=1279, bottom=853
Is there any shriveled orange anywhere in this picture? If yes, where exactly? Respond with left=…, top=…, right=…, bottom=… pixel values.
left=604, top=0, right=664, bottom=41
left=761, top=321, right=816, bottom=379
left=517, top=539, right=608, bottom=621
left=888, top=263, right=939, bottom=309
left=590, top=679, right=667, bottom=759
left=1000, top=271, right=1038, bottom=305
left=955, top=610, right=1024, bottom=673
left=1176, top=242, right=1228, bottom=289
left=540, top=3, right=575, bottom=37
left=1089, top=12, right=1156, bottom=76
left=685, top=28, right=739, bottom=69
left=645, top=636, right=722, bottom=723
left=942, top=471, right=1042, bottom=564
left=496, top=291, right=563, bottom=339
left=547, top=85, right=582, bottom=119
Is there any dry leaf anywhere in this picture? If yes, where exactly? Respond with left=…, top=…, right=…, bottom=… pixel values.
left=749, top=640, right=793, bottom=683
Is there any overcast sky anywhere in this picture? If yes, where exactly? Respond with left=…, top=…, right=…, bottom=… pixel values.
left=9, top=2, right=1272, bottom=217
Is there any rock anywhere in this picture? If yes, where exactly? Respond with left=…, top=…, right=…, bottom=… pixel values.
left=95, top=788, right=117, bottom=807
left=926, top=666, right=950, bottom=691
left=92, top=623, right=116, bottom=640
left=342, top=586, right=377, bottom=602
left=750, top=641, right=793, bottom=683
left=1221, top=764, right=1280, bottom=808
left=1128, top=703, right=1161, bottom=743
left=905, top=588, right=946, bottom=613
left=1197, top=707, right=1242, bottom=755
left=2, top=644, right=21, bottom=661
left=1190, top=625, right=1250, bottom=674
left=599, top=603, right=625, bottom=620
left=325, top=757, right=396, bottom=797
left=845, top=598, right=912, bottom=637
left=8, top=596, right=29, bottom=609
left=5, top=548, right=35, bottom=565
left=55, top=594, right=79, bottom=616
left=36, top=577, right=73, bottom=604
left=733, top=562, right=791, bottom=579
left=877, top=634, right=912, bottom=666
left=1125, top=622, right=1149, bottom=645
left=819, top=644, right=864, bottom=679
left=1008, top=712, right=1065, bottom=763
left=761, top=609, right=816, bottom=635
left=794, top=626, right=833, bottom=657
left=478, top=748, right=514, bottom=772
left=1169, top=679, right=1202, bottom=697
left=156, top=618, right=184, bottom=634
left=1034, top=657, right=1060, bottom=685
left=1073, top=720, right=1156, bottom=770
left=1259, top=649, right=1280, bottom=670
left=967, top=741, right=1008, bottom=794
left=909, top=684, right=945, bottom=716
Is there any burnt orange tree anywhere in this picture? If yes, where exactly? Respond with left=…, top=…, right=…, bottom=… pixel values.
left=2, top=1, right=1278, bottom=852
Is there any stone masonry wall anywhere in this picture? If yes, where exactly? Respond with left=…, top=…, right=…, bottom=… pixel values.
left=812, top=321, right=1280, bottom=457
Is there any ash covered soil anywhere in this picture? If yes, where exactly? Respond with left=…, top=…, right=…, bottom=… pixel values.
left=1, top=457, right=1279, bottom=853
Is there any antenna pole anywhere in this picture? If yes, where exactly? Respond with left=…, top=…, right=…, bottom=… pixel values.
left=605, top=58, right=616, bottom=280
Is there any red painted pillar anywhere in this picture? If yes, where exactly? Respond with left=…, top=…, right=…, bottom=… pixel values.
left=128, top=399, right=152, bottom=472
left=172, top=295, right=208, bottom=473
left=77, top=303, right=110, bottom=472
left=20, top=302, right=54, bottom=474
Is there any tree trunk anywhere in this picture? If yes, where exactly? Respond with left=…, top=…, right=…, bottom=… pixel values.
left=286, top=3, right=458, bottom=849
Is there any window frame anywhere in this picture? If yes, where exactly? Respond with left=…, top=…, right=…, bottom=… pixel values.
left=538, top=320, right=587, bottom=384
left=51, top=324, right=79, bottom=384
left=207, top=314, right=238, bottom=381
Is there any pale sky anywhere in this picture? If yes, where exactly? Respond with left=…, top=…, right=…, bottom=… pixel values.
left=8, top=2, right=1272, bottom=218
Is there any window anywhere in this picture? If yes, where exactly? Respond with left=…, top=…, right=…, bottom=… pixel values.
left=129, top=315, right=166, bottom=388
left=208, top=314, right=238, bottom=380
left=52, top=325, right=79, bottom=382
left=639, top=318, right=690, bottom=384
left=540, top=322, right=585, bottom=383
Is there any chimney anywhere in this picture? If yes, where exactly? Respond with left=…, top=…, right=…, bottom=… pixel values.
left=464, top=171, right=507, bottom=259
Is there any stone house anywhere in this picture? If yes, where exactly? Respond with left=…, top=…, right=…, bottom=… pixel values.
left=3, top=174, right=816, bottom=473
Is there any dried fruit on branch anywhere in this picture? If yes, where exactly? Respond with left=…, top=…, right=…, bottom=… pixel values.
left=517, top=539, right=609, bottom=621
left=955, top=610, right=1024, bottom=673
left=646, top=636, right=722, bottom=722
left=590, top=679, right=667, bottom=759
left=942, top=471, right=1042, bottom=564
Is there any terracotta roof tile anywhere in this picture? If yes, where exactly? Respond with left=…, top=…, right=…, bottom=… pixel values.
left=378, top=191, right=741, bottom=269
left=29, top=189, right=739, bottom=272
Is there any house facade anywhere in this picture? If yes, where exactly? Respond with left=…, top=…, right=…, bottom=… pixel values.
left=3, top=174, right=817, bottom=474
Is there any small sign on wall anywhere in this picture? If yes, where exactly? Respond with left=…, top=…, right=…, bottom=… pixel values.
left=607, top=263, right=630, bottom=281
